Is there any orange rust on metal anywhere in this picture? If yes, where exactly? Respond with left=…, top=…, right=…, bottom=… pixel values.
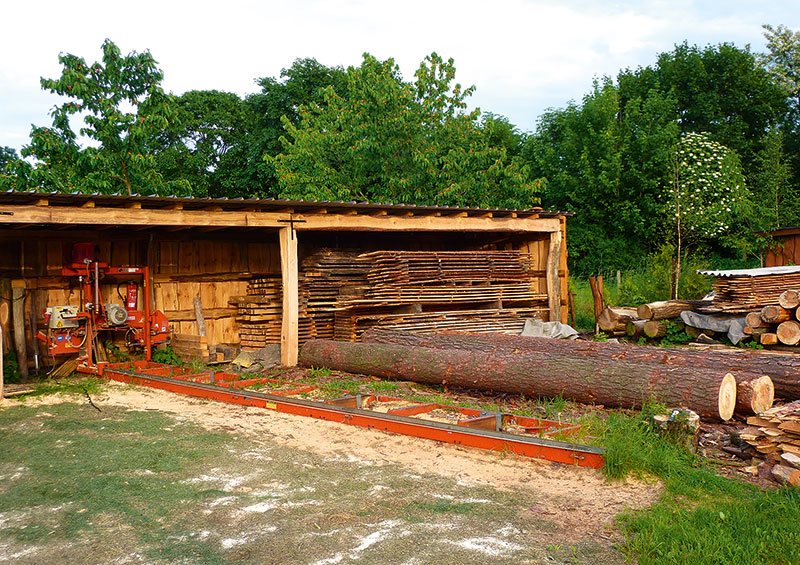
left=90, top=362, right=604, bottom=469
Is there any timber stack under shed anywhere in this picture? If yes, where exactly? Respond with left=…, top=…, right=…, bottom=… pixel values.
left=0, top=191, right=569, bottom=372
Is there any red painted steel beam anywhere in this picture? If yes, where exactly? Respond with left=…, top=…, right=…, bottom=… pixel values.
left=101, top=367, right=604, bottom=469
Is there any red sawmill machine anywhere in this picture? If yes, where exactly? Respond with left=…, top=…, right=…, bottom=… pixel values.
left=36, top=243, right=169, bottom=370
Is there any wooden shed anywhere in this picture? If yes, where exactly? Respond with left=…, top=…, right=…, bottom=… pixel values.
left=765, top=226, right=800, bottom=267
left=0, top=191, right=569, bottom=371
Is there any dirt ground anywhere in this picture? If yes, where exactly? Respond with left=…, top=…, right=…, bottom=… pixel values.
left=0, top=382, right=661, bottom=563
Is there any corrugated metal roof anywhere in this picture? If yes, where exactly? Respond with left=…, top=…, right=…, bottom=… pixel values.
left=0, top=190, right=570, bottom=218
left=697, top=266, right=800, bottom=277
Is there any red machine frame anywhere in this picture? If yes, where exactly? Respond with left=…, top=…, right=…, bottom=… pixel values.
left=39, top=260, right=169, bottom=372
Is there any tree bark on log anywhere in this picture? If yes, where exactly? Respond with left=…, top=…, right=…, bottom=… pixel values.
left=598, top=307, right=638, bottom=333
left=299, top=339, right=737, bottom=421
left=361, top=328, right=793, bottom=404
left=637, top=300, right=711, bottom=321
left=779, top=290, right=800, bottom=310
left=735, top=376, right=774, bottom=415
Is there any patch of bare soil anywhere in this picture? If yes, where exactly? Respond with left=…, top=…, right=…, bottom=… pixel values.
left=27, top=381, right=660, bottom=543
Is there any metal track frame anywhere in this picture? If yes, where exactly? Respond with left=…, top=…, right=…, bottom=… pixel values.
left=93, top=362, right=604, bottom=469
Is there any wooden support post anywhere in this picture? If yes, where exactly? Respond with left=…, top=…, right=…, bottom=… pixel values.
left=11, top=281, right=27, bottom=378
left=546, top=230, right=562, bottom=322
left=0, top=278, right=10, bottom=353
left=193, top=297, right=207, bottom=337
left=279, top=227, right=299, bottom=366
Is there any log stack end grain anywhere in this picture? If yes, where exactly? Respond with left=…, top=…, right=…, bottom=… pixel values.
left=736, top=376, right=775, bottom=415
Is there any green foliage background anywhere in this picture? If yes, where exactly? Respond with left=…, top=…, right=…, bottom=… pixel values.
left=1, top=26, right=799, bottom=280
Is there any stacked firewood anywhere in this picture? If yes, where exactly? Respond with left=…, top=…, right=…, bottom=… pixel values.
left=739, top=400, right=800, bottom=486
left=743, top=290, right=800, bottom=346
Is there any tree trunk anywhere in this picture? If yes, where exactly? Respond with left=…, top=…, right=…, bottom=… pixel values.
left=779, top=290, right=800, bottom=310
left=776, top=321, right=800, bottom=346
left=637, top=300, right=710, bottom=321
left=300, top=339, right=737, bottom=421
left=588, top=277, right=604, bottom=334
left=761, top=305, right=793, bottom=324
left=598, top=306, right=638, bottom=333
left=361, top=328, right=792, bottom=403
left=735, top=376, right=774, bottom=415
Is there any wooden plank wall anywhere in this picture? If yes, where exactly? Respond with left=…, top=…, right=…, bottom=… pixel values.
left=766, top=234, right=800, bottom=268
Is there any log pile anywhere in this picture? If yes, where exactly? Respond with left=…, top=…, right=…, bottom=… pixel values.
left=742, top=290, right=800, bottom=347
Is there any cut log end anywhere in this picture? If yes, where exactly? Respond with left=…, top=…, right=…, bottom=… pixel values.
left=643, top=320, right=667, bottom=339
left=777, top=321, right=800, bottom=346
left=718, top=373, right=737, bottom=421
left=779, top=289, right=800, bottom=310
left=736, top=376, right=775, bottom=415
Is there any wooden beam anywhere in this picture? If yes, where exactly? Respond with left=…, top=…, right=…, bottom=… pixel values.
left=279, top=227, right=299, bottom=366
left=0, top=204, right=563, bottom=233
left=294, top=213, right=562, bottom=233
left=125, top=202, right=142, bottom=209
left=164, top=203, right=183, bottom=210
left=33, top=199, right=48, bottom=207
left=546, top=230, right=562, bottom=322
left=81, top=201, right=95, bottom=208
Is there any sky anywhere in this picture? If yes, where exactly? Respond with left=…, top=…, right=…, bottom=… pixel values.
left=1, top=0, right=797, bottom=154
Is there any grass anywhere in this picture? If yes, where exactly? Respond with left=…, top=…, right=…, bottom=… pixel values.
left=0, top=396, right=617, bottom=564
left=600, top=405, right=800, bottom=564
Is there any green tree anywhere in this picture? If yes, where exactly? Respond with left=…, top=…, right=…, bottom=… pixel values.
left=19, top=39, right=182, bottom=195
left=271, top=53, right=539, bottom=208
left=155, top=90, right=252, bottom=197
left=666, top=132, right=749, bottom=296
left=244, top=58, right=347, bottom=196
left=760, top=24, right=800, bottom=115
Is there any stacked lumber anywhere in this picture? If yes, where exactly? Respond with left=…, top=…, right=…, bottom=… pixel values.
left=329, top=250, right=548, bottom=339
left=234, top=277, right=283, bottom=350
left=234, top=249, right=550, bottom=348
left=699, top=266, right=800, bottom=312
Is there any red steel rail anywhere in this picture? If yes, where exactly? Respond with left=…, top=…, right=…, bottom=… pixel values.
left=92, top=361, right=604, bottom=469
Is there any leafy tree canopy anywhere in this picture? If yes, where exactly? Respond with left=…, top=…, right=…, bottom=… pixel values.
left=155, top=90, right=253, bottom=198
left=16, top=39, right=183, bottom=195
left=270, top=53, right=540, bottom=208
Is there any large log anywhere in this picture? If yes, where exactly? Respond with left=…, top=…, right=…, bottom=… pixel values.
left=598, top=306, right=638, bottom=333
left=637, top=300, right=711, bottom=321
left=643, top=321, right=667, bottom=339
left=300, top=339, right=737, bottom=421
left=362, top=328, right=794, bottom=402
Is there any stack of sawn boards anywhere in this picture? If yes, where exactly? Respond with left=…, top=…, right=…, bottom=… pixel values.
left=233, top=249, right=549, bottom=350
left=331, top=250, right=548, bottom=341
